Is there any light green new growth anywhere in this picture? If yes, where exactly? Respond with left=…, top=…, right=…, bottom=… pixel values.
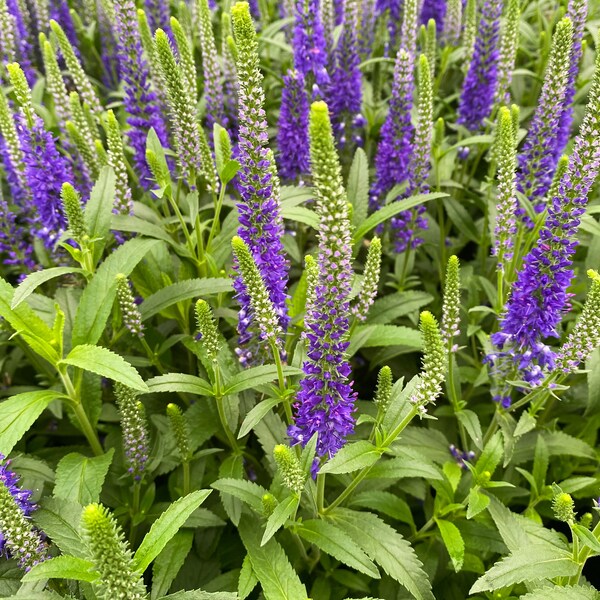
left=463, top=0, right=477, bottom=66
left=61, top=183, right=87, bottom=243
left=0, top=478, right=47, bottom=571
left=195, top=299, right=221, bottom=362
left=104, top=110, right=133, bottom=215
left=7, top=62, right=34, bottom=123
left=50, top=20, right=102, bottom=117
left=374, top=365, right=393, bottom=412
left=68, top=92, right=100, bottom=178
left=231, top=235, right=282, bottom=345
left=171, top=16, right=198, bottom=102
left=273, top=444, right=305, bottom=495
left=410, top=311, right=446, bottom=412
left=352, top=237, right=382, bottom=321
left=81, top=503, right=147, bottom=599
left=496, top=0, right=520, bottom=103
left=425, top=19, right=436, bottom=79
left=441, top=255, right=461, bottom=348
left=167, top=403, right=192, bottom=462
left=493, top=106, right=518, bottom=275
left=40, top=35, right=72, bottom=127
left=0, top=0, right=17, bottom=65
left=556, top=270, right=600, bottom=373
left=548, top=154, right=569, bottom=200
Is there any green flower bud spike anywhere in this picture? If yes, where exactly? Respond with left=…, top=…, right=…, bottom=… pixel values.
left=81, top=503, right=147, bottom=599
left=410, top=311, right=446, bottom=415
left=154, top=27, right=203, bottom=187
left=0, top=478, right=47, bottom=571
left=68, top=92, right=100, bottom=178
left=441, top=255, right=461, bottom=350
left=0, top=90, right=25, bottom=188
left=231, top=235, right=283, bottom=348
left=104, top=110, right=134, bottom=216
left=425, top=19, right=436, bottom=79
left=548, top=154, right=569, bottom=201
left=556, top=270, right=600, bottom=373
left=40, top=34, right=70, bottom=125
left=167, top=403, right=191, bottom=463
left=261, top=493, right=278, bottom=517
left=352, top=237, right=382, bottom=322
left=374, top=365, right=393, bottom=412
left=0, top=0, right=17, bottom=65
left=304, top=254, right=319, bottom=321
left=552, top=491, right=576, bottom=524
left=7, top=62, right=34, bottom=124
left=496, top=0, right=521, bottom=104
left=61, top=183, right=87, bottom=243
left=195, top=299, right=221, bottom=362
left=50, top=20, right=102, bottom=117
left=116, top=274, right=144, bottom=338
left=273, top=444, right=305, bottom=495
left=170, top=16, right=197, bottom=101
left=463, top=0, right=477, bottom=67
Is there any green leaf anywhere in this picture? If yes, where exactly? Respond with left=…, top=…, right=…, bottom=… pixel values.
left=61, top=344, right=148, bottom=391
left=72, top=238, right=159, bottom=346
left=151, top=531, right=194, bottom=600
left=456, top=410, right=483, bottom=450
left=261, top=495, right=299, bottom=546
left=572, top=523, right=600, bottom=554
left=140, top=278, right=233, bottom=320
left=84, top=166, right=116, bottom=243
left=220, top=159, right=241, bottom=184
left=519, top=585, right=600, bottom=600
left=470, top=545, right=578, bottom=593
left=0, top=277, right=59, bottom=363
left=0, top=391, right=64, bottom=456
left=467, top=487, right=490, bottom=520
left=352, top=192, right=447, bottom=243
left=352, top=324, right=422, bottom=350
left=475, top=432, right=503, bottom=478
left=319, top=441, right=382, bottom=475
left=330, top=508, right=434, bottom=600
left=158, top=592, right=237, bottom=600
left=211, top=478, right=268, bottom=513
left=297, top=519, right=380, bottom=578
left=54, top=450, right=114, bottom=505
left=347, top=147, right=369, bottom=227
left=444, top=198, right=480, bottom=243
left=33, top=497, right=84, bottom=556
left=280, top=205, right=319, bottom=228
left=238, top=515, right=308, bottom=600
left=133, top=490, right=212, bottom=573
left=367, top=455, right=443, bottom=480
left=146, top=373, right=213, bottom=397
left=239, top=554, right=258, bottom=600
left=222, top=365, right=303, bottom=396
left=349, top=491, right=415, bottom=529
left=368, top=291, right=433, bottom=324
left=11, top=267, right=83, bottom=309
left=436, top=519, right=465, bottom=572
left=22, top=555, right=97, bottom=583
left=112, top=215, right=182, bottom=249
left=238, top=397, right=281, bottom=439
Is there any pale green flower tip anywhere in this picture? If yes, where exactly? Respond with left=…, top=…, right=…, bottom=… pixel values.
left=261, top=493, right=278, bottom=517
left=420, top=310, right=438, bottom=330
left=552, top=492, right=575, bottom=523
left=115, top=273, right=127, bottom=283
left=231, top=235, right=247, bottom=254
left=273, top=444, right=305, bottom=494
left=166, top=402, right=182, bottom=418
left=311, top=100, right=329, bottom=117
left=231, top=1, right=250, bottom=21
left=82, top=502, right=104, bottom=526
left=587, top=269, right=600, bottom=283
left=419, top=53, right=430, bottom=73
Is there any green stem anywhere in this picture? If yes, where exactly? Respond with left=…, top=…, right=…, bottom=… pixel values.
left=316, top=472, right=325, bottom=515
left=182, top=460, right=191, bottom=496
left=214, top=366, right=240, bottom=452
left=206, top=180, right=227, bottom=251
left=270, top=340, right=293, bottom=425
left=71, top=398, right=104, bottom=456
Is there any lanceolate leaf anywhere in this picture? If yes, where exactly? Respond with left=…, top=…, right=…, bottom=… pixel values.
left=146, top=373, right=213, bottom=397
left=61, top=344, right=148, bottom=391
left=260, top=495, right=299, bottom=546
left=238, top=515, right=308, bottom=600
left=22, top=555, right=98, bottom=583
left=222, top=365, right=303, bottom=396
left=435, top=519, right=465, bottom=572
left=54, top=450, right=114, bottom=505
left=470, top=545, right=579, bottom=593
left=319, top=441, right=382, bottom=475
left=11, top=267, right=83, bottom=309
left=329, top=509, right=434, bottom=600
left=296, top=519, right=380, bottom=578
left=133, top=490, right=212, bottom=573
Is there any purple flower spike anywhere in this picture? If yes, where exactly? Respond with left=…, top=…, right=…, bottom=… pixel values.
left=289, top=101, right=356, bottom=460
left=457, top=0, right=502, bottom=131
left=113, top=0, right=170, bottom=188
left=232, top=2, right=290, bottom=364
left=327, top=0, right=363, bottom=142
left=277, top=70, right=310, bottom=181
left=17, top=114, right=72, bottom=249
left=370, top=48, right=415, bottom=210
left=490, top=47, right=600, bottom=388
left=292, top=0, right=330, bottom=89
